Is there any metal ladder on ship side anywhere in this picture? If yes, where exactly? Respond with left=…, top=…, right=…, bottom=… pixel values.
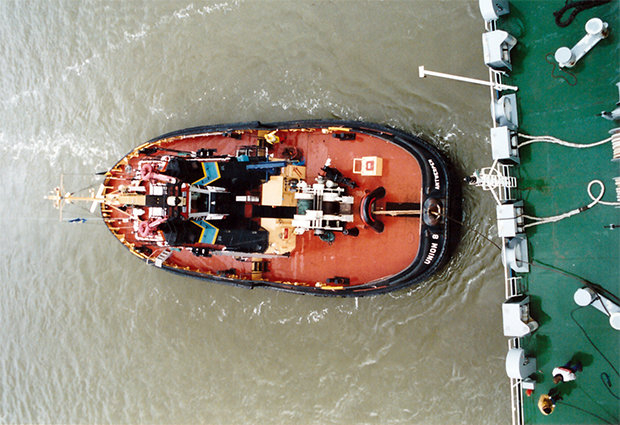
left=152, top=248, right=173, bottom=268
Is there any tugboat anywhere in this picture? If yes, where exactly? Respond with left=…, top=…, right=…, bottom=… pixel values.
left=48, top=120, right=458, bottom=296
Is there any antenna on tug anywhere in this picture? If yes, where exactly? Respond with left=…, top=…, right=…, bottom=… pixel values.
left=45, top=174, right=101, bottom=221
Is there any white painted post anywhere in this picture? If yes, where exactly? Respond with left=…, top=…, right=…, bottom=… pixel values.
left=418, top=66, right=518, bottom=92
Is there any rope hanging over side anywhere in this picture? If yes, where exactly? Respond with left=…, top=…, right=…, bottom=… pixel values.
left=553, top=0, right=612, bottom=28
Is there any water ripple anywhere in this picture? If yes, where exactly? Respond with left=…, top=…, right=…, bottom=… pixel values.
left=1, top=1, right=509, bottom=424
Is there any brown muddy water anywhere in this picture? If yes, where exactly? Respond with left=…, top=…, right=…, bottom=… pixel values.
left=0, top=1, right=509, bottom=423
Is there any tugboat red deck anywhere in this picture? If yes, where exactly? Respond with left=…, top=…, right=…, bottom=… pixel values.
left=155, top=130, right=423, bottom=286
left=51, top=120, right=456, bottom=296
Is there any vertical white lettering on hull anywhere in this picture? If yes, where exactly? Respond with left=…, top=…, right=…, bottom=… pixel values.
left=428, top=159, right=441, bottom=191
left=424, top=241, right=439, bottom=265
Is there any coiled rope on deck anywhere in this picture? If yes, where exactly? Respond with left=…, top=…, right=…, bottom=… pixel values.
left=612, top=131, right=620, bottom=160
left=553, top=0, right=612, bottom=28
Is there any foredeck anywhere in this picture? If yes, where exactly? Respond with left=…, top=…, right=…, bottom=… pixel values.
left=490, top=1, right=619, bottom=424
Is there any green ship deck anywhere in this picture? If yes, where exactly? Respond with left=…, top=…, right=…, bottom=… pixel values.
left=480, top=1, right=619, bottom=424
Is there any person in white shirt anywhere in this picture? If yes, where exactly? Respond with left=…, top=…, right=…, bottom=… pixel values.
left=552, top=358, right=583, bottom=384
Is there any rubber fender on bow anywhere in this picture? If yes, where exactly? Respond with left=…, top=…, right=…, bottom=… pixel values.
left=360, top=186, right=386, bottom=233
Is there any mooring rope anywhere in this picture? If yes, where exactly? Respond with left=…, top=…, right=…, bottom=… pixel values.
left=518, top=133, right=613, bottom=149
left=523, top=180, right=620, bottom=228
left=611, top=131, right=620, bottom=160
left=516, top=132, right=620, bottom=226
left=553, top=0, right=612, bottom=28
